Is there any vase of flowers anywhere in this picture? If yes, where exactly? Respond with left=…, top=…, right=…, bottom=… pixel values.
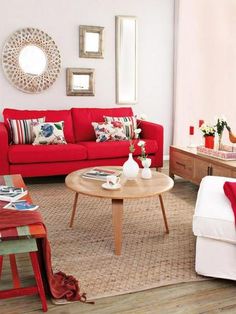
left=215, top=117, right=227, bottom=150
left=204, top=136, right=214, bottom=149
left=199, top=123, right=216, bottom=149
left=138, top=140, right=152, bottom=179
left=122, top=140, right=139, bottom=180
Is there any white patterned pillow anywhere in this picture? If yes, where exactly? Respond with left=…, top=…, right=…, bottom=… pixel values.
left=32, top=121, right=67, bottom=145
left=8, top=117, right=45, bottom=144
left=103, top=116, right=138, bottom=139
left=92, top=121, right=127, bottom=142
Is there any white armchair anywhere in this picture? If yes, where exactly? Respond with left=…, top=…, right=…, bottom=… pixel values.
left=193, top=176, right=236, bottom=280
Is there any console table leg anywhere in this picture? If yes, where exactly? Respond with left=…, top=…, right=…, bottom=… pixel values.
left=158, top=195, right=169, bottom=234
left=0, top=256, right=3, bottom=279
left=69, top=192, right=79, bottom=228
left=112, top=199, right=123, bottom=256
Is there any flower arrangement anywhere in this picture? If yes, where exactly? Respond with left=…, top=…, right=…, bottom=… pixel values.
left=137, top=140, right=148, bottom=160
left=215, top=116, right=227, bottom=137
left=128, top=113, right=148, bottom=153
left=129, top=128, right=142, bottom=153
left=128, top=120, right=143, bottom=153
left=199, top=123, right=216, bottom=137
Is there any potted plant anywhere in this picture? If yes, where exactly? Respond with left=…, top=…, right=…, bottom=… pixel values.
left=199, top=123, right=216, bottom=149
left=215, top=117, right=227, bottom=150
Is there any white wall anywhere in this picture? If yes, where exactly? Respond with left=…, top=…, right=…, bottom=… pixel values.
left=174, top=0, right=236, bottom=147
left=0, top=0, right=174, bottom=155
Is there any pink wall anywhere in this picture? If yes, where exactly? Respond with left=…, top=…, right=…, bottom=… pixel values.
left=174, top=0, right=236, bottom=147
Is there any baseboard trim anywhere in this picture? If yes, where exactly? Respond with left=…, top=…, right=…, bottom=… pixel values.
left=164, top=155, right=169, bottom=161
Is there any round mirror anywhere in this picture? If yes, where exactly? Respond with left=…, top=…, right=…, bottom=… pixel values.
left=2, top=28, right=61, bottom=93
left=19, top=45, right=47, bottom=75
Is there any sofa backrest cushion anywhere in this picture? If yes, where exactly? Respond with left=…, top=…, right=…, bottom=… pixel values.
left=3, top=109, right=75, bottom=143
left=71, top=107, right=134, bottom=141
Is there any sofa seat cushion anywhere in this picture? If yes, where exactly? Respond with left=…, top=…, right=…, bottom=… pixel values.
left=80, top=139, right=158, bottom=160
left=193, top=176, right=236, bottom=244
left=71, top=107, right=134, bottom=142
left=8, top=144, right=87, bottom=164
left=3, top=109, right=75, bottom=143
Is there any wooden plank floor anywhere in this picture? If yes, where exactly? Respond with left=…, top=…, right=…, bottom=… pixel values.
left=1, top=163, right=236, bottom=313
left=1, top=272, right=236, bottom=314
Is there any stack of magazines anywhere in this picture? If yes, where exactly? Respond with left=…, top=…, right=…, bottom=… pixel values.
left=82, top=168, right=121, bottom=181
left=0, top=185, right=27, bottom=202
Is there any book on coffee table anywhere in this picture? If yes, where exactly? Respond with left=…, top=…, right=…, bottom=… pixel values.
left=4, top=200, right=39, bottom=211
left=0, top=186, right=27, bottom=202
left=82, top=168, right=121, bottom=181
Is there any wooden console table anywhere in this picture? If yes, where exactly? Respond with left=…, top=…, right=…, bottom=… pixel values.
left=169, top=146, right=236, bottom=185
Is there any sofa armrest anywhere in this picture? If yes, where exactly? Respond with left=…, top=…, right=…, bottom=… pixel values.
left=138, top=119, right=164, bottom=168
left=0, top=122, right=9, bottom=175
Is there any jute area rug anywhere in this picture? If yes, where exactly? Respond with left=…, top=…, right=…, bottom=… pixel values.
left=29, top=178, right=205, bottom=301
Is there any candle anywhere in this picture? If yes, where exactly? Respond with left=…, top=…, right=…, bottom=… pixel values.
left=199, top=120, right=204, bottom=127
left=189, top=126, right=194, bottom=135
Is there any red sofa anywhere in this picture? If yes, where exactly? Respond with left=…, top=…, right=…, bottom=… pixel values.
left=0, top=107, right=163, bottom=177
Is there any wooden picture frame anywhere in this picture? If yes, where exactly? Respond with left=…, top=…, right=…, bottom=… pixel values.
left=66, top=68, right=95, bottom=96
left=79, top=25, right=104, bottom=59
left=116, top=16, right=138, bottom=104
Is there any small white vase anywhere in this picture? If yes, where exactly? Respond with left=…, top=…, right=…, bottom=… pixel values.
left=123, top=153, right=139, bottom=180
left=141, top=158, right=152, bottom=179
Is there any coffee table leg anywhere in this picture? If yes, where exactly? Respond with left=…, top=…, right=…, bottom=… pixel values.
left=112, top=199, right=123, bottom=255
left=70, top=192, right=79, bottom=228
left=158, top=194, right=169, bottom=234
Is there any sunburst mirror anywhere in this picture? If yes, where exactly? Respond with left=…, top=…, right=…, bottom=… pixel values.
left=2, top=28, right=61, bottom=93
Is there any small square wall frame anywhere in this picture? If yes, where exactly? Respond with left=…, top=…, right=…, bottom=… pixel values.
left=79, top=25, right=104, bottom=59
left=66, top=68, right=95, bottom=96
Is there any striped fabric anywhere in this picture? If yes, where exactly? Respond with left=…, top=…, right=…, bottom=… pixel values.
left=104, top=116, right=137, bottom=139
left=8, top=118, right=45, bottom=144
left=0, top=225, right=46, bottom=241
left=0, top=174, right=46, bottom=241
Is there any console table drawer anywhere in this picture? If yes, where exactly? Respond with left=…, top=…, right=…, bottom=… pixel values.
left=212, top=165, right=231, bottom=177
left=231, top=171, right=236, bottom=178
left=170, top=151, right=193, bottom=178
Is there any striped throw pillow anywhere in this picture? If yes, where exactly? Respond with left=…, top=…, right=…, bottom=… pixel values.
left=8, top=118, right=45, bottom=144
left=104, top=116, right=137, bottom=139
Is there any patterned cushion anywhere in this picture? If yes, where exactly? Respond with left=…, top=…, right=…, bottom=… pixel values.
left=104, top=116, right=137, bottom=139
left=92, top=121, right=127, bottom=142
left=32, top=121, right=67, bottom=145
left=8, top=117, right=45, bottom=144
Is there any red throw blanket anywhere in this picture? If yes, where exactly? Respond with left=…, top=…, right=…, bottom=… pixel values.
left=0, top=208, right=89, bottom=303
left=223, top=182, right=236, bottom=223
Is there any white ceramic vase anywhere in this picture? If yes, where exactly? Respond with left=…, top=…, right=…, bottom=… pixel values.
left=123, top=153, right=139, bottom=180
left=141, top=158, right=152, bottom=179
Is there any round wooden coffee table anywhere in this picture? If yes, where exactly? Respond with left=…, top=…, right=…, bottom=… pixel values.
left=65, top=167, right=174, bottom=255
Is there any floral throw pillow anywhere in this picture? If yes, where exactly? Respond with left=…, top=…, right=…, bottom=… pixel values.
left=103, top=116, right=138, bottom=139
left=8, top=117, right=45, bottom=144
left=32, top=121, right=67, bottom=145
left=92, top=121, right=128, bottom=142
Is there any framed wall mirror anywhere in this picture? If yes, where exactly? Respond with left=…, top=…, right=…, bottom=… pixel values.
left=116, top=16, right=138, bottom=104
left=66, top=68, right=95, bottom=96
left=79, top=25, right=104, bottom=58
left=2, top=28, right=61, bottom=93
